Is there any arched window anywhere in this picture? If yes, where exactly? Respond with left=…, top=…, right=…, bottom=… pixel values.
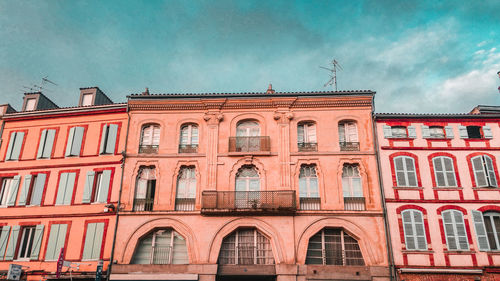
left=471, top=155, right=498, bottom=188
left=140, top=124, right=160, bottom=154
left=133, top=167, right=156, bottom=211
left=233, top=120, right=262, bottom=152
left=342, top=164, right=364, bottom=211
left=432, top=156, right=457, bottom=187
left=306, top=228, right=364, bottom=265
left=442, top=210, right=469, bottom=251
left=218, top=228, right=274, bottom=265
left=236, top=120, right=260, bottom=136
left=235, top=166, right=260, bottom=208
left=299, top=164, right=320, bottom=210
left=175, top=166, right=196, bottom=211
left=297, top=122, right=317, bottom=151
left=394, top=156, right=418, bottom=187
left=401, top=209, right=427, bottom=250
left=179, top=124, right=198, bottom=153
left=131, top=229, right=188, bottom=264
left=338, top=121, right=359, bottom=151
left=471, top=210, right=500, bottom=251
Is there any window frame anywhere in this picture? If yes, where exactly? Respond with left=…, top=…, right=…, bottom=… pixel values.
left=483, top=212, right=500, bottom=250
left=0, top=177, right=15, bottom=207
left=218, top=228, right=274, bottom=265
left=5, top=131, right=26, bottom=161
left=401, top=209, right=428, bottom=250
left=131, top=229, right=188, bottom=265
left=140, top=124, right=160, bottom=147
left=99, top=123, right=120, bottom=155
left=81, top=220, right=107, bottom=261
left=431, top=156, right=458, bottom=187
left=297, top=122, right=317, bottom=146
left=341, top=164, right=363, bottom=198
left=441, top=209, right=469, bottom=251
left=393, top=156, right=419, bottom=187
left=470, top=154, right=498, bottom=188
left=16, top=226, right=37, bottom=261
left=305, top=228, right=364, bottom=266
left=338, top=121, right=358, bottom=143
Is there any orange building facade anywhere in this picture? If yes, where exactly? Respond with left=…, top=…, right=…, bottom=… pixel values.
left=109, top=88, right=390, bottom=281
left=0, top=88, right=127, bottom=280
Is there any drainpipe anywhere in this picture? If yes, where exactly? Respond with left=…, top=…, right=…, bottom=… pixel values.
left=371, top=96, right=397, bottom=281
left=106, top=102, right=131, bottom=281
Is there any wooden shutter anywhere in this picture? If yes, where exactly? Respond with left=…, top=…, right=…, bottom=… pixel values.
left=191, top=126, right=199, bottom=145
left=394, top=157, right=406, bottom=186
left=31, top=173, right=46, bottom=206
left=405, top=157, right=417, bottom=187
left=445, top=126, right=454, bottom=139
left=71, top=127, right=84, bottom=156
left=180, top=126, right=189, bottom=145
left=5, top=225, right=20, bottom=260
left=346, top=122, right=358, bottom=142
left=65, top=127, right=75, bottom=156
left=0, top=226, right=11, bottom=260
left=442, top=211, right=457, bottom=250
left=472, top=156, right=488, bottom=187
left=421, top=125, right=430, bottom=138
left=83, top=222, right=104, bottom=260
left=454, top=211, right=469, bottom=250
left=482, top=126, right=493, bottom=139
left=55, top=173, right=68, bottom=205
left=307, top=124, right=317, bottom=143
left=82, top=171, right=95, bottom=203
left=97, top=170, right=111, bottom=203
left=471, top=210, right=490, bottom=251
left=484, top=156, right=498, bottom=187
left=459, top=126, right=468, bottom=138
left=42, top=129, right=56, bottom=158
left=433, top=157, right=446, bottom=187
left=407, top=126, right=417, bottom=138
left=5, top=132, right=16, bottom=160
left=10, top=132, right=24, bottom=160
left=7, top=175, right=20, bottom=206
left=18, top=175, right=32, bottom=206
left=338, top=123, right=346, bottom=142
left=383, top=125, right=392, bottom=138
left=45, top=224, right=67, bottom=261
left=62, top=173, right=76, bottom=205
left=152, top=126, right=161, bottom=146
left=105, top=124, right=118, bottom=153
left=37, top=129, right=47, bottom=158
left=30, top=224, right=45, bottom=260
left=297, top=124, right=305, bottom=143
left=99, top=125, right=108, bottom=154
left=141, top=126, right=152, bottom=145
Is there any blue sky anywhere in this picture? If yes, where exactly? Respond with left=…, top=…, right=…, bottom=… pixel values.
left=1, top=0, right=499, bottom=112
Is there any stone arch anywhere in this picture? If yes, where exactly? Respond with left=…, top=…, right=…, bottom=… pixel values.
left=229, top=157, right=267, bottom=191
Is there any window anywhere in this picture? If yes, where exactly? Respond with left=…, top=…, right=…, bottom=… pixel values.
left=422, top=125, right=453, bottom=139
left=82, top=94, right=93, bottom=106
left=65, top=126, right=85, bottom=157
left=297, top=122, right=317, bottom=151
left=5, top=131, right=25, bottom=160
left=4, top=225, right=43, bottom=261
left=459, top=125, right=493, bottom=139
left=471, top=210, right=500, bottom=251
left=17, top=226, right=36, bottom=260
left=44, top=224, right=68, bottom=261
left=299, top=165, right=320, bottom=210
left=218, top=228, right=274, bottom=265
left=442, top=210, right=469, bottom=251
left=338, top=121, right=359, bottom=151
left=25, top=98, right=36, bottom=111
left=401, top=210, right=427, bottom=250
left=0, top=176, right=20, bottom=207
left=139, top=124, right=160, bottom=154
left=235, top=166, right=260, bottom=208
left=131, top=229, right=188, bottom=264
left=176, top=167, right=196, bottom=211
left=342, top=164, right=365, bottom=211
left=429, top=126, right=445, bottom=138
left=179, top=124, right=198, bottom=153
left=19, top=174, right=47, bottom=206
left=393, top=156, right=418, bottom=187
left=234, top=120, right=262, bottom=152
left=99, top=124, right=118, bottom=154
left=391, top=126, right=408, bottom=138
left=471, top=155, right=498, bottom=188
left=383, top=125, right=417, bottom=139
left=55, top=172, right=77, bottom=205
left=133, top=167, right=156, bottom=211
left=306, top=228, right=364, bottom=265
left=37, top=129, right=56, bottom=159
left=82, top=170, right=112, bottom=203
left=82, top=222, right=105, bottom=260
left=432, top=156, right=457, bottom=187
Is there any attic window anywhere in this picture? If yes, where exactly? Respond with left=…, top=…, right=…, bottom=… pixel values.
left=82, top=94, right=93, bottom=106
left=25, top=98, right=36, bottom=111
left=466, top=126, right=482, bottom=139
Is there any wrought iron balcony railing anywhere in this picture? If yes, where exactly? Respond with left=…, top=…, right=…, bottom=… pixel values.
left=299, top=197, right=321, bottom=210
left=340, top=142, right=360, bottom=151
left=178, top=144, right=198, bottom=153
left=298, top=142, right=318, bottom=152
left=344, top=197, right=365, bottom=211
left=133, top=198, right=154, bottom=211
left=139, top=145, right=159, bottom=154
left=229, top=136, right=271, bottom=153
left=201, top=191, right=296, bottom=215
left=175, top=198, right=196, bottom=211
left=150, top=246, right=173, bottom=264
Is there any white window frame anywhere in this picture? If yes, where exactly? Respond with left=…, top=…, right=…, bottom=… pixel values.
left=442, top=210, right=469, bottom=251
left=342, top=164, right=363, bottom=197
left=0, top=178, right=14, bottom=206
left=140, top=124, right=160, bottom=146
left=218, top=229, right=274, bottom=265
left=17, top=226, right=36, bottom=260
left=297, top=122, right=317, bottom=144
left=393, top=156, right=418, bottom=187
left=299, top=165, right=319, bottom=198
left=401, top=209, right=428, bottom=250
left=180, top=124, right=199, bottom=146
left=338, top=121, right=358, bottom=143
left=432, top=156, right=457, bottom=187
left=471, top=155, right=498, bottom=188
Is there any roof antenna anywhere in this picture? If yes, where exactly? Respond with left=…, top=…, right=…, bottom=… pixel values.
left=320, top=59, right=343, bottom=91
left=21, top=76, right=57, bottom=93
left=497, top=71, right=500, bottom=93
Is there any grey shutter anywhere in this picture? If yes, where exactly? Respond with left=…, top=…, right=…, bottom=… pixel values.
left=484, top=156, right=498, bottom=187
left=407, top=126, right=417, bottom=138
left=11, top=132, right=24, bottom=160
left=383, top=125, right=392, bottom=138
left=5, top=225, right=20, bottom=260
left=83, top=222, right=104, bottom=260
left=482, top=126, right=493, bottom=139
left=471, top=210, right=490, bottom=251
left=92, top=223, right=104, bottom=259
left=42, top=129, right=56, bottom=158
left=55, top=173, right=69, bottom=205
left=297, top=124, right=305, bottom=143
left=454, top=211, right=469, bottom=250
left=18, top=175, right=32, bottom=206
left=442, top=211, right=457, bottom=250
left=0, top=226, right=11, bottom=260
left=99, top=125, right=108, bottom=154
left=445, top=126, right=454, bottom=139
left=37, top=129, right=47, bottom=158
left=433, top=157, right=446, bottom=187
left=82, top=171, right=95, bottom=203
left=405, top=157, right=418, bottom=187
left=394, top=157, right=406, bottom=186
left=65, top=127, right=75, bottom=156
left=7, top=175, right=21, bottom=206
left=45, top=224, right=67, bottom=261
left=62, top=173, right=76, bottom=205
left=71, top=127, right=84, bottom=156
left=402, top=211, right=415, bottom=250
left=459, top=126, right=468, bottom=138
left=31, top=173, right=46, bottom=206
left=413, top=211, right=427, bottom=250
left=443, top=157, right=457, bottom=187
left=97, top=170, right=111, bottom=203
left=472, top=156, right=488, bottom=187
left=30, top=224, right=44, bottom=260
left=5, top=132, right=16, bottom=160
left=105, top=124, right=118, bottom=153
left=421, top=125, right=430, bottom=138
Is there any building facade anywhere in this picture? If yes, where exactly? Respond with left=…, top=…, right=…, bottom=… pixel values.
left=0, top=88, right=127, bottom=280
left=376, top=108, right=500, bottom=280
left=109, top=88, right=390, bottom=281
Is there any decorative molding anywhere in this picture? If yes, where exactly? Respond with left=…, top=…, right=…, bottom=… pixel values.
left=203, top=112, right=224, bottom=125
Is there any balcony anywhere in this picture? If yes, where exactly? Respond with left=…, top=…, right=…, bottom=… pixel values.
left=201, top=191, right=296, bottom=215
left=344, top=197, right=365, bottom=211
left=139, top=145, right=159, bottom=154
left=133, top=198, right=154, bottom=211
left=299, top=197, right=321, bottom=210
left=298, top=142, right=317, bottom=152
left=175, top=198, right=196, bottom=211
left=340, top=142, right=360, bottom=151
left=228, top=136, right=270, bottom=154
left=178, top=144, right=198, bottom=153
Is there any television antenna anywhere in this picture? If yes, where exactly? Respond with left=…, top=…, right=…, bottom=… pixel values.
left=320, top=59, right=343, bottom=91
left=21, top=76, right=57, bottom=93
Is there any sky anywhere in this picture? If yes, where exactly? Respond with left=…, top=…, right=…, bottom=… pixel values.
left=1, top=0, right=499, bottom=113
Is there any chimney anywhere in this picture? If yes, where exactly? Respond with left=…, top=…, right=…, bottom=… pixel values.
left=142, top=87, right=150, bottom=95
left=22, top=92, right=58, bottom=112
left=79, top=87, right=113, bottom=106
left=266, top=84, right=275, bottom=94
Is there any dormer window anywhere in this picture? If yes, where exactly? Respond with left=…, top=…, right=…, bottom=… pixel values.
left=391, top=126, right=407, bottom=138
left=422, top=125, right=453, bottom=139
left=383, top=125, right=416, bottom=139
left=429, top=126, right=445, bottom=138
left=82, top=94, right=93, bottom=106
left=25, top=98, right=36, bottom=111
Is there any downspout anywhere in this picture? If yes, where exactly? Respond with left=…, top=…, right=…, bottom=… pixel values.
left=106, top=102, right=131, bottom=281
left=371, top=95, right=396, bottom=281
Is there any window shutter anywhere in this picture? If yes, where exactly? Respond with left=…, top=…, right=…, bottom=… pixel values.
left=5, top=225, right=20, bottom=260
left=31, top=173, right=46, bottom=206
left=11, top=132, right=24, bottom=160
left=105, top=124, right=118, bottom=153
left=18, top=175, right=32, bottom=206
left=45, top=224, right=67, bottom=261
left=7, top=175, right=20, bottom=206
left=394, top=157, right=406, bottom=186
left=0, top=226, right=11, bottom=260
left=37, top=129, right=47, bottom=158
left=5, top=132, right=16, bottom=160
left=472, top=156, right=488, bottom=187
left=454, top=211, right=469, bottom=250
left=180, top=126, right=189, bottom=145
left=83, top=223, right=100, bottom=260
left=308, top=124, right=317, bottom=143
left=191, top=126, right=199, bottom=145
left=338, top=123, right=346, bottom=142
left=413, top=211, right=427, bottom=250
left=71, top=127, right=84, bottom=156
left=346, top=123, right=358, bottom=142
left=405, top=157, right=418, bottom=187
left=445, top=126, right=454, bottom=139
left=433, top=157, right=446, bottom=187
left=62, top=173, right=76, bottom=205
left=471, top=210, right=490, bottom=251
left=402, top=211, right=416, bottom=250
left=92, top=223, right=104, bottom=259
left=82, top=171, right=95, bottom=203
left=152, top=126, right=161, bottom=145
left=383, top=125, right=392, bottom=138
left=97, top=170, right=111, bottom=203
left=482, top=126, right=493, bottom=139
left=421, top=125, right=430, bottom=138
left=484, top=156, right=498, bottom=187
left=42, top=129, right=56, bottom=158
left=30, top=224, right=45, bottom=260
left=459, top=126, right=468, bottom=138
left=443, top=157, right=457, bottom=187
left=99, top=125, right=108, bottom=154
left=65, top=127, right=75, bottom=156
left=297, top=125, right=305, bottom=143
left=141, top=126, right=152, bottom=146
left=407, top=126, right=417, bottom=138
left=55, top=173, right=69, bottom=205
left=442, top=211, right=457, bottom=250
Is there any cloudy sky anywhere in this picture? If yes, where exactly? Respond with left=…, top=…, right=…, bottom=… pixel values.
left=1, top=0, right=499, bottom=112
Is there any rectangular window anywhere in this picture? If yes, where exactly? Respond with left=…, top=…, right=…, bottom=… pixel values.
left=17, top=226, right=36, bottom=260
left=0, top=176, right=20, bottom=207
left=82, top=170, right=111, bottom=203
left=433, top=157, right=457, bottom=187
left=25, top=98, right=36, bottom=111
left=391, top=126, right=408, bottom=138
left=401, top=210, right=427, bottom=250
left=82, top=222, right=105, bottom=260
left=19, top=173, right=47, bottom=206
left=55, top=172, right=77, bottom=205
left=99, top=124, right=118, bottom=154
left=472, top=155, right=498, bottom=188
left=442, top=210, right=469, bottom=251
left=0, top=226, right=11, bottom=259
left=5, top=131, right=25, bottom=161
left=45, top=224, right=68, bottom=261
left=37, top=129, right=56, bottom=159
left=82, top=94, right=93, bottom=106
left=394, top=156, right=418, bottom=187
left=65, top=127, right=85, bottom=157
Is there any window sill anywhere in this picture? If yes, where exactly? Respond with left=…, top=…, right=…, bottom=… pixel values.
left=393, top=186, right=424, bottom=190
left=228, top=151, right=271, bottom=156
left=387, top=137, right=414, bottom=140
left=443, top=250, right=475, bottom=254
left=472, top=187, right=499, bottom=190
left=424, top=137, right=449, bottom=140
left=463, top=138, right=489, bottom=141
left=432, top=186, right=463, bottom=190
left=402, top=250, right=434, bottom=254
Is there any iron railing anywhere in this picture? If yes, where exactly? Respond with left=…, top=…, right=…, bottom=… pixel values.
left=298, top=142, right=318, bottom=152
left=340, top=142, right=360, bottom=151
left=178, top=144, right=198, bottom=153
left=202, top=191, right=296, bottom=214
left=344, top=197, right=365, bottom=211
left=139, top=145, right=159, bottom=154
left=151, top=245, right=172, bottom=264
left=133, top=198, right=154, bottom=211
left=175, top=198, right=196, bottom=211
left=229, top=136, right=271, bottom=153
left=299, top=197, right=321, bottom=210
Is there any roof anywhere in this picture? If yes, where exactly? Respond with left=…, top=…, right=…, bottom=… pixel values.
left=469, top=105, right=500, bottom=114
left=375, top=112, right=500, bottom=119
left=2, top=103, right=127, bottom=120
left=128, top=90, right=376, bottom=99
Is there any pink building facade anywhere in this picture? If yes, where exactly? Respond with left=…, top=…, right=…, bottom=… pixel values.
left=376, top=108, right=500, bottom=280
left=109, top=88, right=391, bottom=281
